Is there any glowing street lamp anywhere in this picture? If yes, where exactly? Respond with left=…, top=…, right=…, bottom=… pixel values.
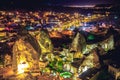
left=17, top=62, right=29, bottom=74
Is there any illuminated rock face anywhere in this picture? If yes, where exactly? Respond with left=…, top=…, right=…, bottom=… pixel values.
left=78, top=53, right=94, bottom=74
left=35, top=30, right=53, bottom=61
left=70, top=32, right=86, bottom=54
left=12, top=34, right=40, bottom=74
left=4, top=54, right=12, bottom=67
left=93, top=49, right=101, bottom=68
left=99, top=35, right=114, bottom=52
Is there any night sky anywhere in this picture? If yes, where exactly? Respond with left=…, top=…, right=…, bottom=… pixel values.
left=37, top=0, right=119, bottom=5
left=40, top=0, right=113, bottom=5
left=0, top=0, right=119, bottom=9
left=0, top=0, right=119, bottom=5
